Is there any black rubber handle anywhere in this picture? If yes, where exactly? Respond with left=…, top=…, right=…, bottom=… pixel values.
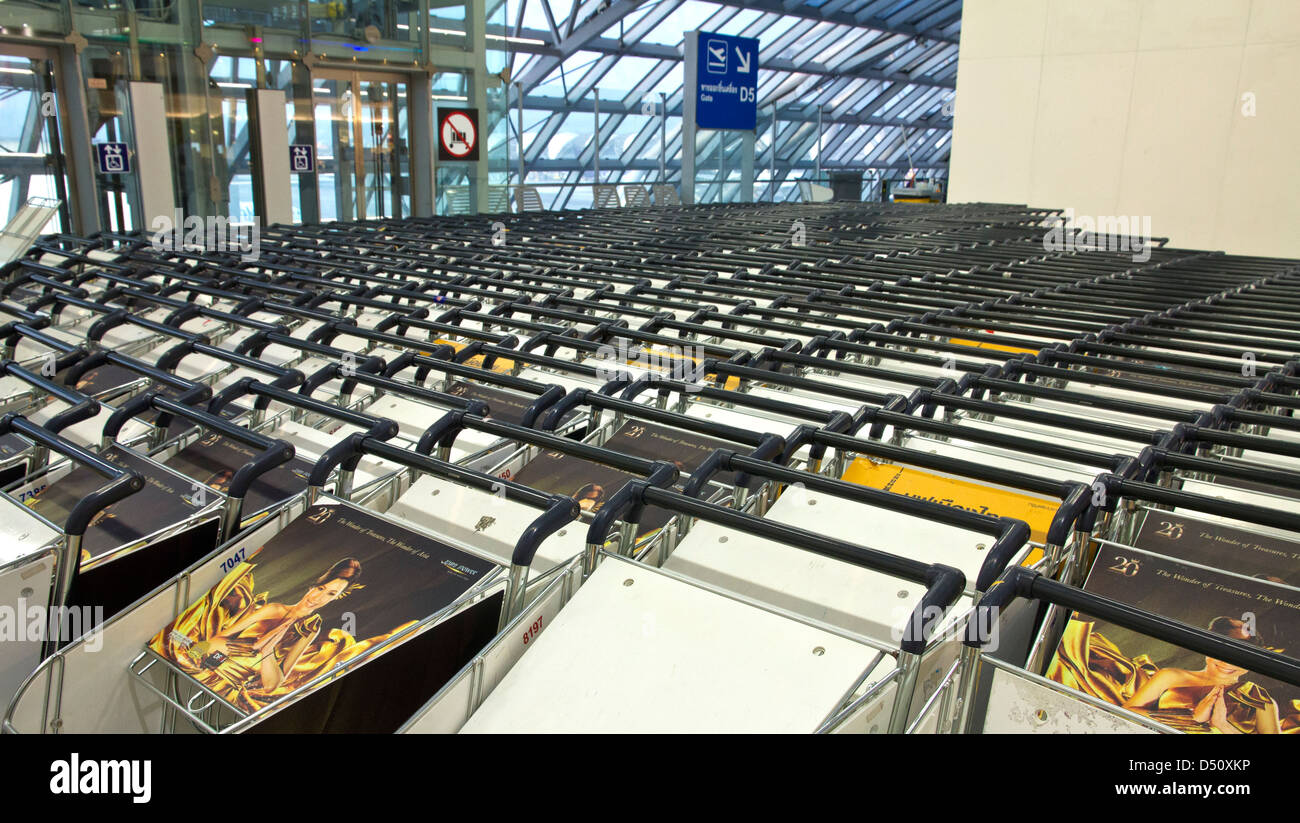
left=105, top=391, right=296, bottom=498
left=0, top=361, right=101, bottom=434
left=592, top=482, right=966, bottom=656
left=208, top=377, right=397, bottom=435
left=966, top=566, right=1300, bottom=687
left=306, top=434, right=579, bottom=565
left=0, top=414, right=144, bottom=536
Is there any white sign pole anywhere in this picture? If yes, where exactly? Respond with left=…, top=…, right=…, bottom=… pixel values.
left=682, top=32, right=698, bottom=205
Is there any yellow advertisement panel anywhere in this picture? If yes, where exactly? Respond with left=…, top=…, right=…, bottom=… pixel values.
left=946, top=336, right=1039, bottom=355
left=840, top=457, right=1057, bottom=564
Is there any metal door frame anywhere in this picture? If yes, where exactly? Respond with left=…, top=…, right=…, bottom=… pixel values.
left=0, top=41, right=74, bottom=234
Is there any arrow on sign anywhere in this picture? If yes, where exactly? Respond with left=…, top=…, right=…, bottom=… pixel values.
left=736, top=47, right=752, bottom=74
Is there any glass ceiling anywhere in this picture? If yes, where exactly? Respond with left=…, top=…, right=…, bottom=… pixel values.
left=496, top=0, right=961, bottom=207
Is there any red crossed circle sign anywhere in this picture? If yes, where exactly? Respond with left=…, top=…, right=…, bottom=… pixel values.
left=440, top=111, right=477, bottom=158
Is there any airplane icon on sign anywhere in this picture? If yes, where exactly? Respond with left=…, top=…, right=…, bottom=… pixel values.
left=706, top=39, right=727, bottom=73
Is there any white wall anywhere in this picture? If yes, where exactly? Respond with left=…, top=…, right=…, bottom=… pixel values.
left=947, top=0, right=1300, bottom=258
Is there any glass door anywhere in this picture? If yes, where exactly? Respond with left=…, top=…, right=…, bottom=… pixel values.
left=312, top=70, right=410, bottom=222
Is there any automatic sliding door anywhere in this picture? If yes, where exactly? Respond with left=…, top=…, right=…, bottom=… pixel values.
left=313, top=71, right=411, bottom=222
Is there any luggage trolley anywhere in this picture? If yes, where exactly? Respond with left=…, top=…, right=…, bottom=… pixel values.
left=205, top=376, right=406, bottom=496
left=650, top=447, right=1046, bottom=706
left=960, top=465, right=1300, bottom=734
left=94, top=386, right=298, bottom=540
left=404, top=484, right=966, bottom=734
left=0, top=358, right=108, bottom=485
left=12, top=289, right=171, bottom=357
left=373, top=411, right=682, bottom=578
left=17, top=379, right=293, bottom=620
left=959, top=566, right=1300, bottom=734
left=439, top=339, right=646, bottom=395
left=535, top=381, right=789, bottom=478
left=3, top=439, right=580, bottom=734
left=0, top=414, right=143, bottom=703
left=52, top=340, right=283, bottom=449
left=379, top=349, right=577, bottom=464
left=614, top=372, right=867, bottom=473
left=296, top=358, right=561, bottom=469
left=705, top=356, right=906, bottom=420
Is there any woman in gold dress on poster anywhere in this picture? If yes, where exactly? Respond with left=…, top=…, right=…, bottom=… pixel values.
left=150, top=557, right=412, bottom=714
left=1047, top=616, right=1296, bottom=733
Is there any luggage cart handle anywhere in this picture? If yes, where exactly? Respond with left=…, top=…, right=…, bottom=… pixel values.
left=916, top=389, right=1160, bottom=445
left=155, top=338, right=302, bottom=383
left=0, top=361, right=101, bottom=434
left=108, top=286, right=285, bottom=334
left=594, top=481, right=966, bottom=655
left=1143, top=446, right=1300, bottom=493
left=62, top=348, right=209, bottom=394
left=0, top=302, right=50, bottom=325
left=784, top=426, right=1093, bottom=547
left=537, top=387, right=785, bottom=450
left=0, top=413, right=143, bottom=537
left=583, top=464, right=683, bottom=548
left=208, top=377, right=395, bottom=433
left=1099, top=473, right=1300, bottom=534
left=615, top=374, right=848, bottom=432
left=702, top=357, right=896, bottom=406
left=687, top=450, right=1031, bottom=591
left=382, top=355, right=568, bottom=428
left=298, top=357, right=392, bottom=396
left=237, top=331, right=385, bottom=376
left=1172, top=421, right=1300, bottom=460
left=303, top=364, right=486, bottom=415
left=859, top=405, right=1122, bottom=469
left=309, top=434, right=579, bottom=567
left=103, top=390, right=295, bottom=499
left=416, top=409, right=679, bottom=478
left=965, top=566, right=1300, bottom=686
left=472, top=342, right=606, bottom=380
left=85, top=308, right=203, bottom=346
left=10, top=274, right=85, bottom=304
left=1, top=362, right=93, bottom=409
left=3, top=322, right=83, bottom=356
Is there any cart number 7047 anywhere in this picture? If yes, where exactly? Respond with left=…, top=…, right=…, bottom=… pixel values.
left=220, top=547, right=248, bottom=574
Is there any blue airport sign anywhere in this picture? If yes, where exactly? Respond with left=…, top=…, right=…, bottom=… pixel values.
left=695, top=31, right=758, bottom=130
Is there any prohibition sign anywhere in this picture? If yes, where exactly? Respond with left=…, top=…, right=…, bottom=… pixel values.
left=439, top=109, right=479, bottom=160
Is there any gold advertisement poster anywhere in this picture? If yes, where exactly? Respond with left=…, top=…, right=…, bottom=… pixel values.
left=1046, top=546, right=1300, bottom=734
left=1130, top=508, right=1300, bottom=584
left=147, top=503, right=497, bottom=714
